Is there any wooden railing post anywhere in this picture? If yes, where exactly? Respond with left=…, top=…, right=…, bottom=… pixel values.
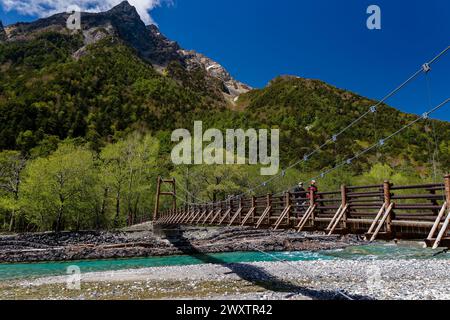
left=227, top=197, right=232, bottom=222
left=384, top=180, right=392, bottom=233
left=153, top=176, right=162, bottom=222
left=172, top=178, right=177, bottom=211
left=267, top=193, right=272, bottom=225
left=445, top=175, right=450, bottom=207
left=341, top=184, right=348, bottom=231
left=239, top=197, right=243, bottom=223
left=286, top=192, right=292, bottom=226
left=309, top=188, right=316, bottom=227
left=251, top=196, right=256, bottom=224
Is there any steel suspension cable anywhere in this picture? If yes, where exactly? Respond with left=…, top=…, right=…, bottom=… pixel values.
left=229, top=45, right=450, bottom=200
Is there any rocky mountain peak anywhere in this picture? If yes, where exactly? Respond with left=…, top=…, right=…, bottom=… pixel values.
left=106, top=1, right=143, bottom=23
left=108, top=1, right=136, bottom=14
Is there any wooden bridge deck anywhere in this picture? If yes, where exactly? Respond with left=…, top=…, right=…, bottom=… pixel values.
left=155, top=175, right=450, bottom=248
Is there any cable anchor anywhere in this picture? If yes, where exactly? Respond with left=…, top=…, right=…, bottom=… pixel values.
left=422, top=63, right=431, bottom=73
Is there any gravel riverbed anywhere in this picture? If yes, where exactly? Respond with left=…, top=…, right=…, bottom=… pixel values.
left=2, top=258, right=449, bottom=300
left=0, top=225, right=362, bottom=263
left=1, top=225, right=448, bottom=300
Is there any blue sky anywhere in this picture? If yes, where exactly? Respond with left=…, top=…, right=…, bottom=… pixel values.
left=1, top=0, right=449, bottom=120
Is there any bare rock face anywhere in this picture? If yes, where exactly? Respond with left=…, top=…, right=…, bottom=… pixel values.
left=145, top=24, right=182, bottom=69
left=2, top=1, right=250, bottom=99
left=179, top=50, right=252, bottom=98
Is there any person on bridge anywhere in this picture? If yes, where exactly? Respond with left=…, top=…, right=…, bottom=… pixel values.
left=293, top=182, right=306, bottom=217
left=307, top=180, right=319, bottom=203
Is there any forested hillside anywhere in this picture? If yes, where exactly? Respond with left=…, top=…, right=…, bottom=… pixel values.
left=0, top=3, right=448, bottom=232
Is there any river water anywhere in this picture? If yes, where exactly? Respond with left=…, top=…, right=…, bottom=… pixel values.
left=0, top=242, right=448, bottom=281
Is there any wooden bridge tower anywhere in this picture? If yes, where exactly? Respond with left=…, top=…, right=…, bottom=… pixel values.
left=153, top=177, right=177, bottom=222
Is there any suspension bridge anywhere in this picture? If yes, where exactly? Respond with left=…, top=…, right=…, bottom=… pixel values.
left=154, top=176, right=450, bottom=249
left=152, top=46, right=450, bottom=249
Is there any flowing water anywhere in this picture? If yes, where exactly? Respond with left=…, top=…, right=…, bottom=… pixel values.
left=0, top=242, right=448, bottom=281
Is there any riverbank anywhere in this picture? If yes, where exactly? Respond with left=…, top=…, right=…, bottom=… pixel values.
left=0, top=225, right=363, bottom=263
left=1, top=258, right=449, bottom=300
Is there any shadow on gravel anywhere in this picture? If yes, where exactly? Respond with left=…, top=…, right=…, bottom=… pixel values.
left=160, top=226, right=372, bottom=301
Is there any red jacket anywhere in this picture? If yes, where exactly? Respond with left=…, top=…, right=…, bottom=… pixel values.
left=307, top=186, right=319, bottom=199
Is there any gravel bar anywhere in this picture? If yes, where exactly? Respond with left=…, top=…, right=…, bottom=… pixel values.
left=5, top=258, right=449, bottom=300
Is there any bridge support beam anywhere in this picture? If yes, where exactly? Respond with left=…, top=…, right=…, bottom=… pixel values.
left=273, top=192, right=292, bottom=230
left=153, top=177, right=176, bottom=223
left=430, top=174, right=450, bottom=248
left=384, top=181, right=393, bottom=234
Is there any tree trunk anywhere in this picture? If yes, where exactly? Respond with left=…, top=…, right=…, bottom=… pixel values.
left=133, top=195, right=140, bottom=225
left=127, top=201, right=133, bottom=227
left=98, top=188, right=108, bottom=230
left=8, top=192, right=19, bottom=232
left=56, top=203, right=64, bottom=232
left=114, top=191, right=120, bottom=227
left=76, top=211, right=81, bottom=231
left=8, top=209, right=15, bottom=232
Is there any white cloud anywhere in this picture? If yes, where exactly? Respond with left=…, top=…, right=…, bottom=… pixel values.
left=0, top=0, right=168, bottom=25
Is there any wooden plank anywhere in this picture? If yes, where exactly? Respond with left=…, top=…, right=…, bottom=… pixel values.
left=190, top=210, right=206, bottom=224
left=159, top=192, right=174, bottom=196
left=427, top=202, right=447, bottom=241
left=433, top=210, right=450, bottom=249
left=162, top=214, right=170, bottom=224
left=241, top=207, right=256, bottom=226
left=296, top=205, right=316, bottom=232
left=182, top=209, right=198, bottom=224
left=196, top=209, right=212, bottom=224
left=175, top=209, right=189, bottom=223
left=370, top=203, right=394, bottom=242
left=202, top=208, right=218, bottom=224
left=175, top=209, right=191, bottom=223
left=178, top=210, right=190, bottom=224
left=166, top=212, right=176, bottom=223
left=326, top=205, right=343, bottom=231
left=367, top=203, right=386, bottom=235
left=255, top=206, right=272, bottom=229
left=295, top=205, right=313, bottom=230
left=328, top=204, right=349, bottom=236
left=228, top=208, right=243, bottom=226
left=218, top=208, right=232, bottom=225
left=273, top=206, right=292, bottom=230
left=295, top=207, right=312, bottom=230
left=169, top=210, right=183, bottom=223
left=210, top=209, right=225, bottom=225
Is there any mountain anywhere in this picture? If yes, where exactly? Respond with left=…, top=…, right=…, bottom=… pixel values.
left=2, top=1, right=250, bottom=100
left=0, top=2, right=448, bottom=176
left=234, top=76, right=450, bottom=174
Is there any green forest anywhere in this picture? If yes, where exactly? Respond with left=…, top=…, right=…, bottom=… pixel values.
left=0, top=31, right=449, bottom=232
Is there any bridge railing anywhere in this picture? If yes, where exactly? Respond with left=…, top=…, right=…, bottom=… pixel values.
left=156, top=175, right=450, bottom=246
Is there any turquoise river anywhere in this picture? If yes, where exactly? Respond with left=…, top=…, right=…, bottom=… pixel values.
left=0, top=242, right=448, bottom=281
